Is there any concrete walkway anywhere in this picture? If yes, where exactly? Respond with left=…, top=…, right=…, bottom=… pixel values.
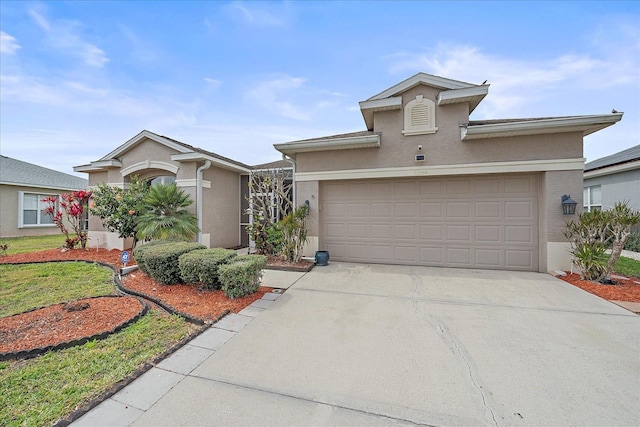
left=74, top=263, right=640, bottom=426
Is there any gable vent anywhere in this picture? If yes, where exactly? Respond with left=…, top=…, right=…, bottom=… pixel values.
left=403, top=95, right=437, bottom=136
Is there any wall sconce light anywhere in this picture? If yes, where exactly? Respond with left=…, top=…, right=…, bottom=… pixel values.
left=304, top=199, right=310, bottom=216
left=561, top=195, right=577, bottom=215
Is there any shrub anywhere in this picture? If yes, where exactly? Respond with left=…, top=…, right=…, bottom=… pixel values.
left=624, top=231, right=640, bottom=252
left=179, top=248, right=237, bottom=290
left=142, top=241, right=206, bottom=285
left=133, top=239, right=186, bottom=275
left=219, top=255, right=267, bottom=299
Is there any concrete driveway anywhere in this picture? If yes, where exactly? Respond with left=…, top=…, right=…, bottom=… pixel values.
left=134, top=263, right=639, bottom=426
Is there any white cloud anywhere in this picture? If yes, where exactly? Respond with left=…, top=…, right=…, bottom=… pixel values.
left=0, top=32, right=21, bottom=54
left=250, top=75, right=310, bottom=121
left=386, top=41, right=636, bottom=118
left=28, top=7, right=109, bottom=68
left=225, top=1, right=288, bottom=27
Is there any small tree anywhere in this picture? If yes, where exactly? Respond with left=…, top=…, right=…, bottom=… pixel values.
left=135, top=183, right=199, bottom=241
left=43, top=190, right=92, bottom=249
left=565, top=202, right=640, bottom=282
left=246, top=168, right=292, bottom=255
left=91, top=176, right=149, bottom=249
left=280, top=205, right=308, bottom=263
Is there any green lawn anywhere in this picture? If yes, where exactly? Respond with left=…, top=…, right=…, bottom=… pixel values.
left=0, top=246, right=195, bottom=427
left=0, top=234, right=68, bottom=255
left=614, top=256, right=640, bottom=278
left=0, top=262, right=115, bottom=317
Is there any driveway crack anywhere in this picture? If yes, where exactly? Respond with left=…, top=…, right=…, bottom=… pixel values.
left=424, top=311, right=500, bottom=427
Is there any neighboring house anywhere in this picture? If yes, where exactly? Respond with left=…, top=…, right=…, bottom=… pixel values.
left=583, top=144, right=640, bottom=212
left=0, top=156, right=88, bottom=238
left=274, top=72, right=622, bottom=273
left=74, top=73, right=622, bottom=273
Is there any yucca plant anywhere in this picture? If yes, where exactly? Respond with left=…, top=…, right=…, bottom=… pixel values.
left=135, top=183, right=199, bottom=241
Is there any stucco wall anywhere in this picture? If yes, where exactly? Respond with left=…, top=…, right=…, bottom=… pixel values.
left=0, top=184, right=77, bottom=238
left=201, top=166, right=242, bottom=248
left=584, top=169, right=640, bottom=211
left=297, top=84, right=583, bottom=173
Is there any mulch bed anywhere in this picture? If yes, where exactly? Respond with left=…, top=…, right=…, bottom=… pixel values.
left=558, top=273, right=640, bottom=303
left=0, top=296, right=146, bottom=359
left=0, top=247, right=276, bottom=355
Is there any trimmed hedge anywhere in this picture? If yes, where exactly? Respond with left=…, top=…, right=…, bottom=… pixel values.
left=141, top=241, right=206, bottom=285
left=178, top=248, right=238, bottom=290
left=133, top=239, right=186, bottom=275
left=219, top=255, right=267, bottom=299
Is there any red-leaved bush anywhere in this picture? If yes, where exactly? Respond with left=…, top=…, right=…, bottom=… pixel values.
left=43, top=190, right=92, bottom=249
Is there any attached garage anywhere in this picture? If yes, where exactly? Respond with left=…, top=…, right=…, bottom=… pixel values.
left=321, top=174, right=539, bottom=271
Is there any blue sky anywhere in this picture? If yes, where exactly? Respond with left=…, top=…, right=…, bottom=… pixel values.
left=1, top=1, right=638, bottom=177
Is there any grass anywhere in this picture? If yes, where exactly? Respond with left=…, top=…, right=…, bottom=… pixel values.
left=0, top=234, right=68, bottom=255
left=0, top=262, right=115, bottom=317
left=0, top=236, right=196, bottom=426
left=613, top=256, right=640, bottom=278
left=0, top=311, right=195, bottom=427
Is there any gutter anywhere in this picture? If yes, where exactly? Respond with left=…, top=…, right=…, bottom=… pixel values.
left=282, top=154, right=297, bottom=207
left=196, top=160, right=212, bottom=244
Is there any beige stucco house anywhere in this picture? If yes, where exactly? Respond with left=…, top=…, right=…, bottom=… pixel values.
left=274, top=73, right=622, bottom=273
left=0, top=156, right=88, bottom=238
left=74, top=131, right=254, bottom=250
left=75, top=72, right=622, bottom=273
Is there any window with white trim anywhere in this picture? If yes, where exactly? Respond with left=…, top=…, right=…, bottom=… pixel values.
left=583, top=185, right=602, bottom=212
left=402, top=95, right=437, bottom=136
left=18, top=192, right=57, bottom=228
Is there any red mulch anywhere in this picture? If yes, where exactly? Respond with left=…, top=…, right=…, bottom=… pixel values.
left=0, top=296, right=144, bottom=354
left=559, top=273, right=640, bottom=303
left=0, top=247, right=275, bottom=354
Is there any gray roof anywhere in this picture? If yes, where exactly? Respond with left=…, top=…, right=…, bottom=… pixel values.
left=155, top=132, right=252, bottom=170
left=252, top=159, right=292, bottom=170
left=283, top=130, right=379, bottom=145
left=0, top=156, right=88, bottom=190
left=584, top=144, right=640, bottom=171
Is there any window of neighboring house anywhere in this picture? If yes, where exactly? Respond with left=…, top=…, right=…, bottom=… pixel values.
left=583, top=185, right=602, bottom=212
left=402, top=95, right=437, bottom=136
left=19, top=192, right=56, bottom=228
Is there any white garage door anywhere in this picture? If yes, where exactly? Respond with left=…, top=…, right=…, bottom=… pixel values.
left=321, top=174, right=539, bottom=271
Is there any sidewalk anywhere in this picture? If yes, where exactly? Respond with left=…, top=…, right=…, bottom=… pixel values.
left=71, top=269, right=307, bottom=426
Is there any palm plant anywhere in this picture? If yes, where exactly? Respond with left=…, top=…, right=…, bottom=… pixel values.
left=135, top=183, right=199, bottom=241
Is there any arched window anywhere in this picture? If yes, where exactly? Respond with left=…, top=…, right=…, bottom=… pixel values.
left=402, top=95, right=437, bottom=136
left=149, top=176, right=176, bottom=186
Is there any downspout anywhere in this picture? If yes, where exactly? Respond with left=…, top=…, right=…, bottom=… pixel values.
left=282, top=154, right=296, bottom=207
left=196, top=160, right=212, bottom=244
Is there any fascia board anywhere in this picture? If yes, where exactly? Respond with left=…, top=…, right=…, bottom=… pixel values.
left=438, top=85, right=489, bottom=112
left=359, top=97, right=402, bottom=130
left=274, top=134, right=381, bottom=155
left=462, top=114, right=623, bottom=140
left=583, top=159, right=640, bottom=179
left=368, top=73, right=475, bottom=101
left=0, top=181, right=87, bottom=191
left=73, top=159, right=122, bottom=172
left=99, top=130, right=191, bottom=161
left=170, top=152, right=252, bottom=173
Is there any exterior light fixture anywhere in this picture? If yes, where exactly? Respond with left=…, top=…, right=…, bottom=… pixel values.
left=304, top=199, right=310, bottom=216
left=561, top=195, right=577, bottom=215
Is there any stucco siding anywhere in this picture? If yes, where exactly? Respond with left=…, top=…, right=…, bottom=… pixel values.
left=584, top=169, right=640, bottom=211
left=0, top=184, right=69, bottom=238
left=201, top=166, right=242, bottom=248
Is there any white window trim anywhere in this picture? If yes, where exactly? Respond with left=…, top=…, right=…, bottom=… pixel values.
left=18, top=191, right=59, bottom=228
left=583, top=185, right=602, bottom=212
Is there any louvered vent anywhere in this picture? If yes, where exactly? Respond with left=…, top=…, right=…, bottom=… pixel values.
left=403, top=95, right=437, bottom=136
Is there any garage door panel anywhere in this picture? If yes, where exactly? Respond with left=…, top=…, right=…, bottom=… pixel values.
left=447, top=225, right=472, bottom=241
left=321, top=174, right=538, bottom=271
left=476, top=225, right=501, bottom=242
left=475, top=201, right=501, bottom=219
left=419, top=224, right=443, bottom=240
left=475, top=249, right=502, bottom=267
left=347, top=203, right=369, bottom=217
left=394, top=224, right=417, bottom=240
